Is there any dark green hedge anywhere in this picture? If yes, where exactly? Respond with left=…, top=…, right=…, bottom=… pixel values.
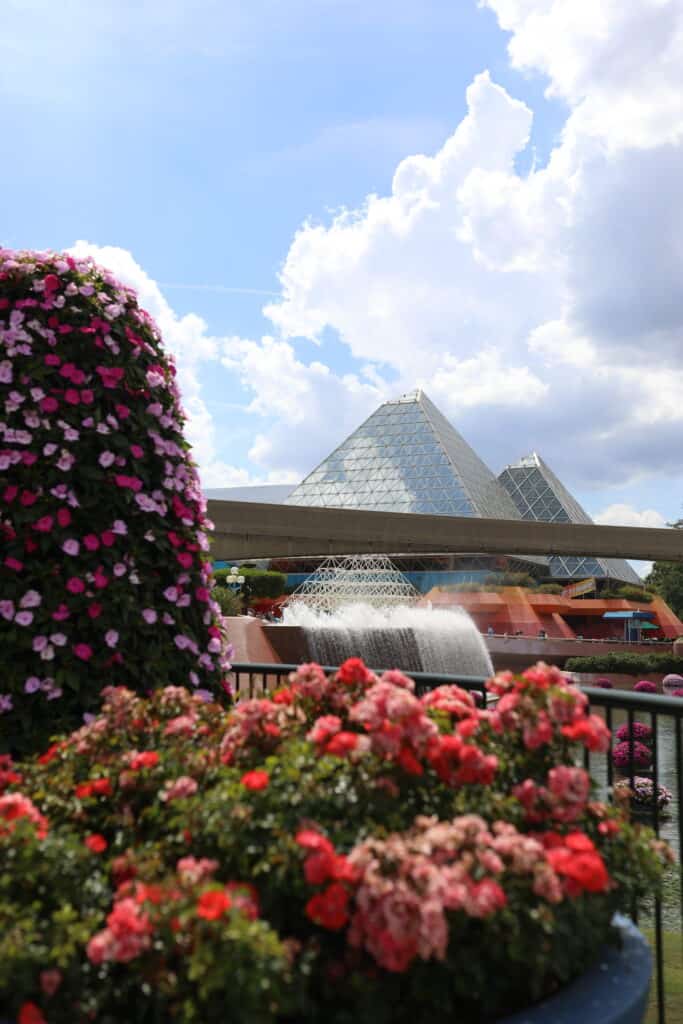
left=565, top=651, right=682, bottom=674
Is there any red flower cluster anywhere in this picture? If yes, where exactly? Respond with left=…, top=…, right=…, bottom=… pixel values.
left=297, top=828, right=356, bottom=930
left=541, top=832, right=611, bottom=895
left=240, top=769, right=270, bottom=791
left=514, top=765, right=591, bottom=824
left=75, top=777, right=112, bottom=799
left=0, top=793, right=48, bottom=839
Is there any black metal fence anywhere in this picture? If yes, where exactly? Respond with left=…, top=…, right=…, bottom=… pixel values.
left=230, top=662, right=683, bottom=1024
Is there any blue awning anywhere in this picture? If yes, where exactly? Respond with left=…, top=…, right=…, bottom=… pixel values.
left=602, top=610, right=656, bottom=620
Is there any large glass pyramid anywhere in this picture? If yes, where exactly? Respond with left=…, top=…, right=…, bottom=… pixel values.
left=498, top=453, right=641, bottom=584
left=286, top=389, right=523, bottom=519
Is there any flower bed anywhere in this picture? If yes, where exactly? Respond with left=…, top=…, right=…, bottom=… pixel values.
left=0, top=660, right=672, bottom=1024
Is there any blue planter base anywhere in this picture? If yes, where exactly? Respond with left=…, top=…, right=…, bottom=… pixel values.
left=500, top=915, right=652, bottom=1024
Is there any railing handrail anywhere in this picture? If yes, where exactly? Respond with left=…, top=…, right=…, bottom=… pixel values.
left=230, top=662, right=683, bottom=713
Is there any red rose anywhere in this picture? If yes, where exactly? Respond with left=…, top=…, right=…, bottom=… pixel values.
left=325, top=731, right=359, bottom=757
left=305, top=882, right=350, bottom=930
left=18, top=1003, right=46, bottom=1024
left=240, top=770, right=269, bottom=791
left=304, top=850, right=335, bottom=885
left=337, top=658, right=373, bottom=685
left=85, top=834, right=108, bottom=853
left=197, top=889, right=232, bottom=920
left=130, top=751, right=160, bottom=771
left=396, top=744, right=423, bottom=775
left=38, top=744, right=60, bottom=765
left=295, top=828, right=334, bottom=856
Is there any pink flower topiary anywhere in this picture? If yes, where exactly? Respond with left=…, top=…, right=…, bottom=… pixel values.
left=633, top=680, right=657, bottom=694
left=0, top=249, right=232, bottom=752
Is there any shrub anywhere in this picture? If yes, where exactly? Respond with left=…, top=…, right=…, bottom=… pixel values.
left=0, top=661, right=671, bottom=1023
left=534, top=583, right=563, bottom=594
left=565, top=652, right=683, bottom=675
left=211, top=585, right=243, bottom=617
left=0, top=249, right=232, bottom=753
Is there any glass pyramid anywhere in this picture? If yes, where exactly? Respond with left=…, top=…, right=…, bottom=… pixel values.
left=498, top=453, right=641, bottom=583
left=286, top=389, right=525, bottom=519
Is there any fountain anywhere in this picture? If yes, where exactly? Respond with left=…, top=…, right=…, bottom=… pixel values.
left=265, top=555, right=493, bottom=677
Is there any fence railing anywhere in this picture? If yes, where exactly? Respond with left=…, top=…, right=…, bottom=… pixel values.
left=229, top=662, right=683, bottom=1024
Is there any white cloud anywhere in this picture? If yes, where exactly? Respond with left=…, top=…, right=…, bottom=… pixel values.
left=594, top=503, right=668, bottom=529
left=221, top=335, right=383, bottom=475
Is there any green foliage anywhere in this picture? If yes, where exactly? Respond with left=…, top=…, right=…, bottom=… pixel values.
left=565, top=651, right=683, bottom=674
left=534, top=583, right=563, bottom=594
left=601, top=584, right=655, bottom=603
left=211, top=585, right=243, bottom=617
left=646, top=563, right=683, bottom=618
left=484, top=572, right=536, bottom=588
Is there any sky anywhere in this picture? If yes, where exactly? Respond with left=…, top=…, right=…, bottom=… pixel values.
left=2, top=0, right=683, bottom=552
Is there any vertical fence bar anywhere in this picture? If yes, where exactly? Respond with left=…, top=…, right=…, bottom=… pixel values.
left=651, top=712, right=665, bottom=1024
left=605, top=706, right=614, bottom=790
left=677, top=718, right=683, bottom=962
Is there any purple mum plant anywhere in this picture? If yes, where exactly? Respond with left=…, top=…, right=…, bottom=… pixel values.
left=612, top=740, right=653, bottom=772
left=615, top=721, right=653, bottom=745
left=633, top=680, right=657, bottom=694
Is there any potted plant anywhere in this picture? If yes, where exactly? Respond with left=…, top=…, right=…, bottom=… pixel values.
left=614, top=777, right=673, bottom=820
left=0, top=661, right=672, bottom=1023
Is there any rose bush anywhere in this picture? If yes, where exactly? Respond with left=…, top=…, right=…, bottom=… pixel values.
left=0, top=660, right=672, bottom=1023
left=0, top=249, right=232, bottom=752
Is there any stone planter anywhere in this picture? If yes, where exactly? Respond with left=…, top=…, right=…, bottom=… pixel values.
left=500, top=916, right=651, bottom=1024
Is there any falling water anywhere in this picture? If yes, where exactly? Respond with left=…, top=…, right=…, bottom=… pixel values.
left=280, top=603, right=492, bottom=677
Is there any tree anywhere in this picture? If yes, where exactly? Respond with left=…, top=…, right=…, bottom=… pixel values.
left=0, top=249, right=231, bottom=752
left=645, top=518, right=683, bottom=619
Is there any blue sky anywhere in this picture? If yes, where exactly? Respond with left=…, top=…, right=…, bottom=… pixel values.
left=2, top=0, right=683, bottom=542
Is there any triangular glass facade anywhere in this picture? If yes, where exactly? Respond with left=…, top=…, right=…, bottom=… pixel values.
left=498, top=453, right=641, bottom=584
left=286, top=390, right=524, bottom=519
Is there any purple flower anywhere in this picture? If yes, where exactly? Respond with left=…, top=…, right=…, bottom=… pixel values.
left=62, top=539, right=80, bottom=556
left=15, top=610, right=34, bottom=627
left=98, top=451, right=116, bottom=468
left=20, top=589, right=41, bottom=609
left=612, top=740, right=653, bottom=770
left=105, top=629, right=119, bottom=648
left=50, top=633, right=67, bottom=647
left=615, top=721, right=652, bottom=744
left=32, top=635, right=48, bottom=652
left=634, top=680, right=657, bottom=693
left=174, top=634, right=191, bottom=650
left=24, top=676, right=42, bottom=693
left=594, top=677, right=613, bottom=689
left=164, top=586, right=179, bottom=603
left=142, top=608, right=157, bottom=624
left=0, top=600, right=15, bottom=621
left=0, top=694, right=13, bottom=713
